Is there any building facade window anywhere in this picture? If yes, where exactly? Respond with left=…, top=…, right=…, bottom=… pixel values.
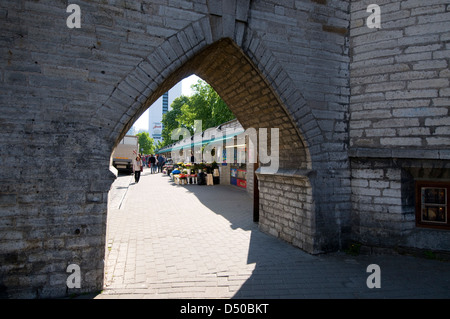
left=162, top=92, right=169, bottom=114
left=415, top=181, right=450, bottom=230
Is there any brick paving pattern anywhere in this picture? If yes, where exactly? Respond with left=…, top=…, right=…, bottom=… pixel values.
left=98, top=169, right=450, bottom=299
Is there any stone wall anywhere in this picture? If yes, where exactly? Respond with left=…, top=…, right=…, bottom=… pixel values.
left=349, top=0, right=450, bottom=250
left=246, top=0, right=353, bottom=254
left=351, top=158, right=407, bottom=247
left=351, top=158, right=450, bottom=251
left=257, top=171, right=315, bottom=253
left=1, top=0, right=449, bottom=299
left=2, top=0, right=347, bottom=297
left=349, top=0, right=450, bottom=154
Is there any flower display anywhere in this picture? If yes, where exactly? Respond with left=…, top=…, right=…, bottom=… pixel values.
left=175, top=162, right=217, bottom=173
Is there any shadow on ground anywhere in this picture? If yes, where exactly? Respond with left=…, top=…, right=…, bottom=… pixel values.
left=167, top=177, right=450, bottom=299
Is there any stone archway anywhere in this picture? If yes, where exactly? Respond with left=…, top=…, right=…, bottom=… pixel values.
left=96, top=26, right=316, bottom=171
left=5, top=0, right=449, bottom=299
left=0, top=1, right=352, bottom=298
left=92, top=20, right=324, bottom=253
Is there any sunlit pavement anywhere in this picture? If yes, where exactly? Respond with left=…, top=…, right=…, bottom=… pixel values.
left=97, top=168, right=450, bottom=299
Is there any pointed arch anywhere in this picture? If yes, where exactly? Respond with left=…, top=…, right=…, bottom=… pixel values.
left=90, top=17, right=320, bottom=171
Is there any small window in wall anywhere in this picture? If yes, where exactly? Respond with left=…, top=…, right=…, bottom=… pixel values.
left=416, top=181, right=450, bottom=229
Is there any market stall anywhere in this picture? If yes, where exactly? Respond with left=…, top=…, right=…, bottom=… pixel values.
left=169, top=162, right=220, bottom=186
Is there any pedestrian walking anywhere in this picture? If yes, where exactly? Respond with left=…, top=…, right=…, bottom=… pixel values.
left=133, top=155, right=143, bottom=183
left=149, top=154, right=156, bottom=174
left=161, top=155, right=166, bottom=172
left=157, top=154, right=164, bottom=173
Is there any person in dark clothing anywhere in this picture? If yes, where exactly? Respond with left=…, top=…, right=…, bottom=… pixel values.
left=149, top=154, right=156, bottom=174
left=157, top=154, right=165, bottom=173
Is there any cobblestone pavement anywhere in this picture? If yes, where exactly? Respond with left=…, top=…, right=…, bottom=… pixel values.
left=97, top=169, right=450, bottom=299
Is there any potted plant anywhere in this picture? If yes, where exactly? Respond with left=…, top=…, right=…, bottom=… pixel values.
left=177, top=162, right=185, bottom=169
left=185, top=163, right=192, bottom=175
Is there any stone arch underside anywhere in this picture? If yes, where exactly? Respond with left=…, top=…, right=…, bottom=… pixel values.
left=92, top=15, right=332, bottom=255
left=118, top=38, right=312, bottom=170
left=100, top=40, right=313, bottom=173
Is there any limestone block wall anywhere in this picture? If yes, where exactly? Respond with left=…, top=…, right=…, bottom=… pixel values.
left=1, top=0, right=211, bottom=298
left=351, top=159, right=407, bottom=246
left=247, top=0, right=353, bottom=254
left=350, top=0, right=450, bottom=154
left=0, top=0, right=352, bottom=298
left=349, top=0, right=450, bottom=250
left=257, top=172, right=315, bottom=253
left=351, top=158, right=450, bottom=251
left=251, top=0, right=352, bottom=172
left=3, top=0, right=449, bottom=299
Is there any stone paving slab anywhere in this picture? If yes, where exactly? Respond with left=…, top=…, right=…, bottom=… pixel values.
left=98, top=168, right=450, bottom=299
left=107, top=171, right=133, bottom=210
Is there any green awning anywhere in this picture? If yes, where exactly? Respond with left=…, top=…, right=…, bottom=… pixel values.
left=156, top=130, right=244, bottom=154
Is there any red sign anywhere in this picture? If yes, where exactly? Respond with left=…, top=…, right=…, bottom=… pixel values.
left=236, top=179, right=247, bottom=188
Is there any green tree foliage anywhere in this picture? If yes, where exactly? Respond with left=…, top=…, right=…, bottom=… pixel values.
left=136, top=131, right=155, bottom=155
left=161, top=95, right=188, bottom=146
left=155, top=140, right=164, bottom=150
left=160, top=79, right=234, bottom=147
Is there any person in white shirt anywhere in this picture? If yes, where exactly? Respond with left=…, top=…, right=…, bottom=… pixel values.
left=132, top=155, right=143, bottom=183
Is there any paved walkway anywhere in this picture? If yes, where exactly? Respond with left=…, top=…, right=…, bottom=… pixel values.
left=97, top=168, right=450, bottom=299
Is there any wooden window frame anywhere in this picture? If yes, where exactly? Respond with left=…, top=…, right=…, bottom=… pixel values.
left=415, top=181, right=450, bottom=230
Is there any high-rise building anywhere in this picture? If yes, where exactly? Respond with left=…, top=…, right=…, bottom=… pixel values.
left=148, top=82, right=182, bottom=143
left=162, top=92, right=169, bottom=114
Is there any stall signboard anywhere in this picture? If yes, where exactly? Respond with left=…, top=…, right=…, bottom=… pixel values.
left=237, top=169, right=246, bottom=179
